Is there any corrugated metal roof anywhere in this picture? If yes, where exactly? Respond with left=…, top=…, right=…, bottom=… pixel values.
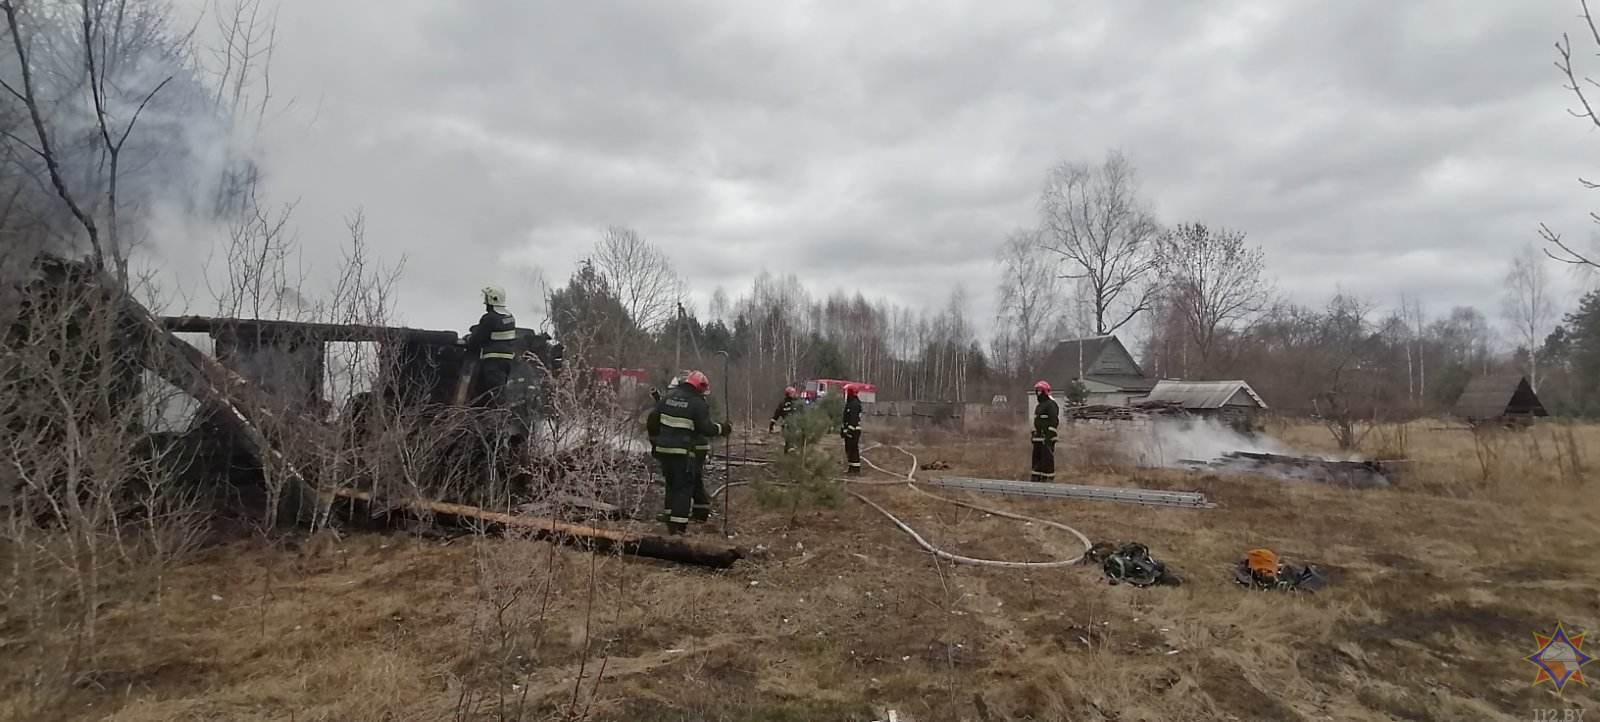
left=1140, top=380, right=1267, bottom=410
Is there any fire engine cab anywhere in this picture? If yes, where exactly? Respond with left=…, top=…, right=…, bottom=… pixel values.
left=799, top=378, right=877, bottom=403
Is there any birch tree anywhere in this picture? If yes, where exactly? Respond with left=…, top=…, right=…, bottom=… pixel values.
left=1502, top=244, right=1555, bottom=389
left=994, top=227, right=1060, bottom=379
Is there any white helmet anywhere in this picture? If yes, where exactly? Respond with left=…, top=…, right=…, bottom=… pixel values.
left=482, top=285, right=507, bottom=307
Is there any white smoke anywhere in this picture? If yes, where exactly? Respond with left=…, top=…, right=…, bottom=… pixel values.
left=1108, top=417, right=1390, bottom=487
left=1116, top=418, right=1291, bottom=468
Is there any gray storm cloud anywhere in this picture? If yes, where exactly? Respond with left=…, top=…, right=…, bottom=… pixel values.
left=152, top=0, right=1597, bottom=335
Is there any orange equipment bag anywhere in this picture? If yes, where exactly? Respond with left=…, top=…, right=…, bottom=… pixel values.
left=1245, top=548, right=1279, bottom=579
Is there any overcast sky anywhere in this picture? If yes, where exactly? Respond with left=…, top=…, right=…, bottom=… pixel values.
left=155, top=0, right=1599, bottom=339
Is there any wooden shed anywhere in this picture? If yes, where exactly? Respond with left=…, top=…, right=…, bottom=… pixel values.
left=1137, top=379, right=1267, bottom=423
left=1451, top=375, right=1547, bottom=423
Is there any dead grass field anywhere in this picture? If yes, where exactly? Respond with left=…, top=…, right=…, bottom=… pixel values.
left=3, top=420, right=1598, bottom=721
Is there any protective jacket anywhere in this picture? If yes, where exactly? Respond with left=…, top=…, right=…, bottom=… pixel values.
left=841, top=395, right=862, bottom=437
left=647, top=385, right=727, bottom=455
left=770, top=398, right=797, bottom=430
left=468, top=307, right=518, bottom=360
left=1032, top=394, right=1060, bottom=443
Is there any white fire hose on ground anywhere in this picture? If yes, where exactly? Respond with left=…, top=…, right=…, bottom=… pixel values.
left=711, top=442, right=1093, bottom=569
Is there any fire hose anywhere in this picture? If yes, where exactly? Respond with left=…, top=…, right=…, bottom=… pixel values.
left=712, top=443, right=1092, bottom=569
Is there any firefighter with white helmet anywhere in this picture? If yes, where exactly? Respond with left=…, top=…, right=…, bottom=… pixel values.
left=466, top=285, right=518, bottom=406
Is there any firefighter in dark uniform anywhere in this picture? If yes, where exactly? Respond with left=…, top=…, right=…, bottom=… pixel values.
left=687, top=381, right=722, bottom=524
left=841, top=384, right=863, bottom=475
left=769, top=386, right=799, bottom=452
left=1030, top=380, right=1059, bottom=482
left=646, top=371, right=729, bottom=534
left=466, top=285, right=519, bottom=407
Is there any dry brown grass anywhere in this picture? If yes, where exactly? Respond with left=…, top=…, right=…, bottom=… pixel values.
left=3, top=420, right=1598, bottom=721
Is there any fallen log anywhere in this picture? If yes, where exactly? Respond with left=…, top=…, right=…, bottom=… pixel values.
left=329, top=489, right=742, bottom=568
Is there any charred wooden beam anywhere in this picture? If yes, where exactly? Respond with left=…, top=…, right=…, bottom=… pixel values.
left=329, top=489, right=742, bottom=568
left=162, top=315, right=459, bottom=345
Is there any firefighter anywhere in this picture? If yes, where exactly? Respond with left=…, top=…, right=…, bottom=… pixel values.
left=466, top=285, right=518, bottom=407
left=841, top=384, right=863, bottom=475
left=769, top=386, right=799, bottom=452
left=645, top=371, right=729, bottom=534
left=1030, top=380, right=1059, bottom=482
left=687, top=381, right=722, bottom=524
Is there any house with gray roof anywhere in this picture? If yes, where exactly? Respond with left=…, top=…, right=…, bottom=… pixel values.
left=1037, top=335, right=1158, bottom=406
left=1139, top=379, right=1268, bottom=421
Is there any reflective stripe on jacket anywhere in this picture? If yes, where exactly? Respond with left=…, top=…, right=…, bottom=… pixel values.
left=1032, top=394, right=1060, bottom=442
left=468, top=308, right=518, bottom=360
left=841, top=396, right=863, bottom=436
left=647, top=385, right=724, bottom=453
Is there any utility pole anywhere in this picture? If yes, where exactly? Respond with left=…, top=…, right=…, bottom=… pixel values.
left=674, top=302, right=684, bottom=372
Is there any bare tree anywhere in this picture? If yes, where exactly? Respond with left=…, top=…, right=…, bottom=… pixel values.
left=1039, top=150, right=1162, bottom=335
left=1543, top=0, right=1600, bottom=271
left=1502, top=244, right=1555, bottom=390
left=994, top=227, right=1060, bottom=379
left=593, top=226, right=681, bottom=333
left=1400, top=292, right=1427, bottom=402
left=708, top=286, right=729, bottom=324
left=1157, top=222, right=1272, bottom=374
left=1313, top=293, right=1380, bottom=450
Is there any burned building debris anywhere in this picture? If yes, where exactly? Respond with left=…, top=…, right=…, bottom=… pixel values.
left=4, top=256, right=741, bottom=566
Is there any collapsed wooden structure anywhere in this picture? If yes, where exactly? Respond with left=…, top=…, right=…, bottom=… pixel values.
left=9, top=257, right=740, bottom=568
left=1180, top=451, right=1403, bottom=489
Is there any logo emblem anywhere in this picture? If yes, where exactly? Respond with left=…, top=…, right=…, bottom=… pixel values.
left=1526, top=622, right=1593, bottom=692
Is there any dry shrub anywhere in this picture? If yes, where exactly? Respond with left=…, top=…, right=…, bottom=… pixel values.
left=1, top=270, right=213, bottom=714
left=1063, top=424, right=1125, bottom=470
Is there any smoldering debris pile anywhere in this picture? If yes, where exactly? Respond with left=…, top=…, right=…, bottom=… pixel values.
left=1116, top=418, right=1399, bottom=488
left=1180, top=451, right=1398, bottom=489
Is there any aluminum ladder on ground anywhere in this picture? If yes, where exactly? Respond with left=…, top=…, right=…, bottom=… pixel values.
left=921, top=476, right=1213, bottom=509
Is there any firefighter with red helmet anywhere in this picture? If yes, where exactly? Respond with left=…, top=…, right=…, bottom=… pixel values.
left=1031, top=380, right=1060, bottom=482
left=646, top=370, right=729, bottom=534
left=841, top=384, right=864, bottom=475
left=769, top=386, right=800, bottom=452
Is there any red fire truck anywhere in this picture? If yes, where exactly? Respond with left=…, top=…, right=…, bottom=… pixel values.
left=799, top=378, right=877, bottom=403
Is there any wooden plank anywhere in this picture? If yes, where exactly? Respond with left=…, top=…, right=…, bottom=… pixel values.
left=163, top=315, right=459, bottom=345
left=329, top=489, right=742, bottom=568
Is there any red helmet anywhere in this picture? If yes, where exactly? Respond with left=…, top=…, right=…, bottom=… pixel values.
left=784, top=386, right=797, bottom=398
left=844, top=384, right=860, bottom=397
left=684, top=370, right=710, bottom=393
left=1033, top=380, right=1052, bottom=394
